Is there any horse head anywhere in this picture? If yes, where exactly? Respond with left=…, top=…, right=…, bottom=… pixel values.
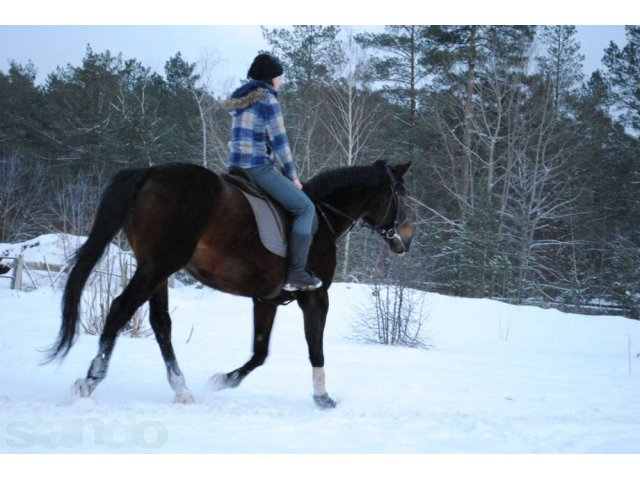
left=361, top=161, right=414, bottom=256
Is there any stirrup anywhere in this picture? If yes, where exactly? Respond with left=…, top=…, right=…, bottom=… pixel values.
left=283, top=272, right=323, bottom=292
left=283, top=280, right=322, bottom=292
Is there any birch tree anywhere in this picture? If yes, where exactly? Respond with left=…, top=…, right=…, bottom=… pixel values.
left=425, top=26, right=535, bottom=207
left=325, top=30, right=387, bottom=278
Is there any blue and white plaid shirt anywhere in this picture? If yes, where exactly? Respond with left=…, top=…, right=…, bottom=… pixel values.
left=226, top=81, right=298, bottom=181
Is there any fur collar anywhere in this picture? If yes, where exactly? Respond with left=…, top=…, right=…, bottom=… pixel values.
left=220, top=88, right=268, bottom=111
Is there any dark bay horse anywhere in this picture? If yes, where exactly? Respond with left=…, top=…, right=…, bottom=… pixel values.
left=47, top=160, right=413, bottom=408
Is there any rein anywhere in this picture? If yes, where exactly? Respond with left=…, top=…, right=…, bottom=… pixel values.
left=315, top=164, right=403, bottom=243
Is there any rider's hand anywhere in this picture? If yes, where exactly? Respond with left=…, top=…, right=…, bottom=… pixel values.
left=293, top=178, right=304, bottom=190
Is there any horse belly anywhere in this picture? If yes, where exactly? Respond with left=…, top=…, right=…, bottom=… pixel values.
left=185, top=240, right=286, bottom=298
left=183, top=184, right=286, bottom=298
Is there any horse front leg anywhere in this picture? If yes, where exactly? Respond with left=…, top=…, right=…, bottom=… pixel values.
left=297, top=289, right=337, bottom=409
left=209, top=299, right=277, bottom=391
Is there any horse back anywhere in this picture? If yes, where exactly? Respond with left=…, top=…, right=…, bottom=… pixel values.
left=124, top=163, right=286, bottom=298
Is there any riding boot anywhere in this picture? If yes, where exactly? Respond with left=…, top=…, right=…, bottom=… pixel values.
left=283, top=233, right=323, bottom=291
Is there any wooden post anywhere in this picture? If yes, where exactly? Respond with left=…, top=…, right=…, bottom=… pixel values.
left=11, top=255, right=24, bottom=291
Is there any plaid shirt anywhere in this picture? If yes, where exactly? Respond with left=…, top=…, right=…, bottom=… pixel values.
left=227, top=82, right=298, bottom=181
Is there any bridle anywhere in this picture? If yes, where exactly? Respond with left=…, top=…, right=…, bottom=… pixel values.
left=315, top=164, right=405, bottom=245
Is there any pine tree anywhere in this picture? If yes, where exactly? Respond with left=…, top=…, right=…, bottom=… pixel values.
left=598, top=26, right=640, bottom=315
left=0, top=61, right=48, bottom=154
left=355, top=26, right=431, bottom=129
left=424, top=26, right=535, bottom=205
left=536, top=25, right=585, bottom=113
left=44, top=45, right=123, bottom=168
left=602, top=25, right=640, bottom=133
left=261, top=25, right=344, bottom=87
left=261, top=25, right=344, bottom=178
left=161, top=53, right=202, bottom=164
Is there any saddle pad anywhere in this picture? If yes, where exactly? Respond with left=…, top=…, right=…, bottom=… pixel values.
left=239, top=191, right=288, bottom=258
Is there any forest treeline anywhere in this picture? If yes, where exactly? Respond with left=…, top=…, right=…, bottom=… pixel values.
left=1, top=25, right=639, bottom=317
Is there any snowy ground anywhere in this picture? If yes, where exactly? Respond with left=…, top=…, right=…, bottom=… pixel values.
left=1, top=235, right=639, bottom=453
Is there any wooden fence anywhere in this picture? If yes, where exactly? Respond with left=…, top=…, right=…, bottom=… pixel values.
left=1, top=255, right=175, bottom=291
left=0, top=255, right=67, bottom=290
left=0, top=255, right=24, bottom=290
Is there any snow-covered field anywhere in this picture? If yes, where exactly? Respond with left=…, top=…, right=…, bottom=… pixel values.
left=1, top=235, right=639, bottom=454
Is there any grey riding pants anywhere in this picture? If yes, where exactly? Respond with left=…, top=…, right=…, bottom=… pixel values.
left=243, top=164, right=316, bottom=236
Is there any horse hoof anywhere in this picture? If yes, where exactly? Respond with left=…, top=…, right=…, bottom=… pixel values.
left=73, top=379, right=91, bottom=398
left=208, top=371, right=243, bottom=391
left=174, top=391, right=195, bottom=404
left=208, top=373, right=231, bottom=391
left=313, top=393, right=337, bottom=409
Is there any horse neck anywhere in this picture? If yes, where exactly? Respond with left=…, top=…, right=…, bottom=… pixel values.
left=320, top=189, right=376, bottom=238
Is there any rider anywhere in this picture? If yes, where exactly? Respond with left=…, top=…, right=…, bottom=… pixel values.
left=222, top=53, right=322, bottom=292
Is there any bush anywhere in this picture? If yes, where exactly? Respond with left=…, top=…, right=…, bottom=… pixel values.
left=352, top=282, right=429, bottom=349
left=80, top=241, right=150, bottom=338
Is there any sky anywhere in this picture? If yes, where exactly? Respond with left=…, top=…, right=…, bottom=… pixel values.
left=0, top=25, right=630, bottom=93
left=0, top=25, right=271, bottom=91
left=1, top=0, right=637, bottom=92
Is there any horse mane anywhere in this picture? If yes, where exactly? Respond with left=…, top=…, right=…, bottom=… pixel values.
left=303, top=161, right=388, bottom=202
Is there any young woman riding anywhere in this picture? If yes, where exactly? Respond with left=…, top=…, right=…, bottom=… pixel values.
left=222, top=53, right=322, bottom=292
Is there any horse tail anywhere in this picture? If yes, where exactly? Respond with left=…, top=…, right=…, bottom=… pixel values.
left=44, top=168, right=152, bottom=363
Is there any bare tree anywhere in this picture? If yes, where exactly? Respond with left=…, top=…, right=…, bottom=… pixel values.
left=501, top=95, right=581, bottom=301
left=110, top=66, right=171, bottom=167
left=326, top=31, right=385, bottom=168
left=80, top=235, right=150, bottom=338
left=0, top=154, right=47, bottom=242
left=476, top=55, right=581, bottom=300
left=190, top=50, right=223, bottom=169
left=325, top=30, right=387, bottom=279
left=49, top=172, right=103, bottom=236
left=426, top=34, right=583, bottom=300
left=205, top=102, right=234, bottom=172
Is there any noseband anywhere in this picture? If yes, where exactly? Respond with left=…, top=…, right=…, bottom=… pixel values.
left=316, top=165, right=404, bottom=244
left=370, top=164, right=403, bottom=240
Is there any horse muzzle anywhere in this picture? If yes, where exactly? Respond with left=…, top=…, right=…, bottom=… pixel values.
left=387, top=223, right=414, bottom=256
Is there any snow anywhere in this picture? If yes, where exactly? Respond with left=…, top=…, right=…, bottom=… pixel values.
left=1, top=234, right=639, bottom=454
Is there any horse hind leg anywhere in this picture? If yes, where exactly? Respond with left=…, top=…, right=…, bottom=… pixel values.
left=74, top=265, right=164, bottom=399
left=209, top=299, right=277, bottom=391
left=149, top=281, right=194, bottom=404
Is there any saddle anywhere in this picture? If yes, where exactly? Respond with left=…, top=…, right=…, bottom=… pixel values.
left=222, top=168, right=289, bottom=258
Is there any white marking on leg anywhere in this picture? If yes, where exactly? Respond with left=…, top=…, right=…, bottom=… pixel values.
left=168, top=366, right=194, bottom=403
left=312, top=367, right=327, bottom=396
left=74, top=379, right=91, bottom=398
left=88, top=354, right=108, bottom=381
left=168, top=369, right=187, bottom=392
left=208, top=373, right=229, bottom=391
left=74, top=352, right=109, bottom=398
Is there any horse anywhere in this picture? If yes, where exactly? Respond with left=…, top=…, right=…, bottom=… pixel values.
left=46, top=160, right=414, bottom=409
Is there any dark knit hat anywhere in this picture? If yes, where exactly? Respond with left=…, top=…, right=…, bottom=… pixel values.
left=247, top=53, right=284, bottom=81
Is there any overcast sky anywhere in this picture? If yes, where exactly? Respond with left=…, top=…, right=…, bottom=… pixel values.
left=1, top=0, right=635, bottom=94
left=0, top=25, right=630, bottom=94
left=0, top=25, right=271, bottom=91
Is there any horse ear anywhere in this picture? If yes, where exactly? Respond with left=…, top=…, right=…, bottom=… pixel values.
left=393, top=162, right=412, bottom=178
left=373, top=159, right=386, bottom=168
